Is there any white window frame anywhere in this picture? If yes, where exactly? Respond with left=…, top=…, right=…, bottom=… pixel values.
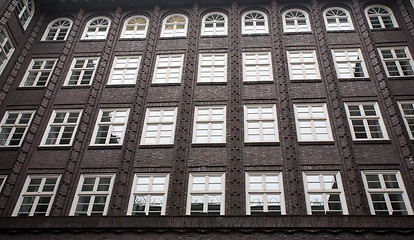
left=0, top=28, right=15, bottom=75
left=397, top=101, right=414, bottom=140
left=0, top=175, right=7, bottom=192
left=127, top=173, right=170, bottom=216
left=287, top=50, right=321, bottom=80
left=244, top=104, right=279, bottom=142
left=245, top=172, right=286, bottom=215
left=20, top=58, right=57, bottom=87
left=192, top=106, right=226, bottom=144
left=70, top=174, right=115, bottom=216
left=140, top=107, right=178, bottom=145
left=40, top=109, right=82, bottom=146
left=186, top=172, right=225, bottom=215
left=90, top=108, right=130, bottom=146
left=15, top=0, right=35, bottom=30
left=64, top=57, right=99, bottom=86
left=282, top=9, right=312, bottom=33
left=201, top=12, right=228, bottom=36
left=377, top=46, right=414, bottom=77
left=303, top=172, right=348, bottom=215
left=160, top=14, right=188, bottom=38
left=81, top=17, right=111, bottom=40
left=120, top=15, right=149, bottom=39
left=41, top=18, right=73, bottom=41
left=331, top=49, right=369, bottom=79
left=242, top=52, right=273, bottom=82
left=293, top=103, right=333, bottom=142
left=323, top=7, right=354, bottom=31
left=361, top=171, right=413, bottom=215
left=365, top=5, right=398, bottom=29
left=241, top=10, right=269, bottom=34
left=107, top=56, right=141, bottom=85
left=344, top=102, right=389, bottom=140
left=152, top=54, right=184, bottom=84
left=12, top=175, right=61, bottom=216
left=0, top=110, right=35, bottom=147
left=197, top=53, right=227, bottom=83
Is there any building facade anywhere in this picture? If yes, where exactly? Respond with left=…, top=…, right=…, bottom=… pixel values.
left=0, top=0, right=414, bottom=238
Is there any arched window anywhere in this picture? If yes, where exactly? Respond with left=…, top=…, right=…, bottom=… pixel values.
left=121, top=15, right=149, bottom=39
left=323, top=8, right=354, bottom=31
left=282, top=9, right=311, bottom=32
left=242, top=11, right=268, bottom=34
left=161, top=14, right=188, bottom=37
left=42, top=18, right=72, bottom=41
left=201, top=12, right=227, bottom=36
left=81, top=17, right=111, bottom=40
left=15, top=0, right=35, bottom=29
left=365, top=5, right=398, bottom=29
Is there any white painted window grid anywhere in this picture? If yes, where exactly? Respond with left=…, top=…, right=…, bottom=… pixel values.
left=365, top=5, right=398, bottom=29
left=161, top=14, right=188, bottom=37
left=397, top=101, right=414, bottom=140
left=0, top=110, right=35, bottom=147
left=140, top=107, right=178, bottom=145
left=64, top=57, right=99, bottom=86
left=242, top=11, right=269, bottom=34
left=244, top=104, right=279, bottom=142
left=15, top=0, right=34, bottom=29
left=81, top=17, right=111, bottom=40
left=107, top=56, right=141, bottom=85
left=331, top=49, right=369, bottom=78
left=20, top=58, right=57, bottom=87
left=287, top=50, right=321, bottom=80
left=42, top=18, right=73, bottom=41
left=377, top=47, right=414, bottom=77
left=152, top=54, right=184, bottom=84
left=323, top=7, right=354, bottom=31
left=0, top=175, right=7, bottom=192
left=242, top=52, right=273, bottom=82
left=192, top=106, right=226, bottom=143
left=121, top=15, right=149, bottom=39
left=91, top=109, right=130, bottom=146
left=283, top=9, right=311, bottom=32
left=197, top=53, right=227, bottom=82
left=293, top=103, right=333, bottom=141
left=0, top=28, right=15, bottom=75
left=201, top=12, right=227, bottom=36
left=40, top=109, right=82, bottom=146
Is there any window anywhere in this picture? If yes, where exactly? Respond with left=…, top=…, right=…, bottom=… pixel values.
left=323, top=8, right=354, bottom=31
left=42, top=18, right=72, bottom=41
left=287, top=50, right=320, bottom=80
left=198, top=53, right=227, bottom=83
left=0, top=110, right=35, bottom=147
left=344, top=102, right=388, bottom=140
left=15, top=0, right=34, bottom=29
left=140, top=107, right=177, bottom=145
left=127, top=174, right=169, bottom=215
left=245, top=172, right=285, bottom=215
left=294, top=103, right=333, bottom=141
left=283, top=9, right=311, bottom=32
left=81, top=17, right=111, bottom=40
left=120, top=15, right=149, bottom=39
left=244, top=104, right=278, bottom=142
left=12, top=175, right=61, bottom=216
left=398, top=101, right=414, bottom=139
left=0, top=175, right=7, bottom=192
left=91, top=109, right=130, bottom=146
left=0, top=28, right=15, bottom=74
left=365, top=5, right=398, bottom=29
left=377, top=47, right=414, bottom=77
left=361, top=171, right=413, bottom=215
left=201, top=12, right=227, bottom=36
left=192, top=106, right=226, bottom=143
left=20, top=59, right=57, bottom=87
left=242, top=11, right=268, bottom=34
left=161, top=14, right=188, bottom=37
left=64, top=57, right=99, bottom=86
left=107, top=56, right=141, bottom=85
left=40, top=109, right=82, bottom=146
left=152, top=54, right=184, bottom=84
left=331, top=49, right=368, bottom=78
left=187, top=173, right=225, bottom=215
left=303, top=172, right=348, bottom=215
left=70, top=174, right=115, bottom=216
left=242, top=52, right=273, bottom=81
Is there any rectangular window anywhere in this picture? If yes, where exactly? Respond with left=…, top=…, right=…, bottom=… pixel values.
left=303, top=172, right=348, bottom=215
left=245, top=172, right=285, bottom=215
left=287, top=50, right=321, bottom=80
left=0, top=110, right=35, bottom=147
left=140, top=107, right=177, bottom=145
left=12, top=175, right=61, bottom=216
left=107, top=56, right=141, bottom=85
left=362, top=171, right=413, bottom=215
left=198, top=53, right=227, bottom=82
left=20, top=59, right=57, bottom=87
left=331, top=49, right=368, bottom=78
left=398, top=101, right=414, bottom=139
left=187, top=173, right=225, bottom=215
left=64, top=57, right=99, bottom=86
left=0, top=175, right=7, bottom=192
left=91, top=109, right=129, bottom=146
left=242, top=52, right=273, bottom=81
left=70, top=174, right=115, bottom=216
left=0, top=28, right=15, bottom=74
left=378, top=47, right=414, bottom=77
left=294, top=103, right=333, bottom=141
left=127, top=174, right=169, bottom=216
left=192, top=106, right=226, bottom=143
left=344, top=102, right=388, bottom=140
left=152, top=54, right=184, bottom=84
left=244, top=104, right=278, bottom=142
left=40, top=109, right=82, bottom=146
